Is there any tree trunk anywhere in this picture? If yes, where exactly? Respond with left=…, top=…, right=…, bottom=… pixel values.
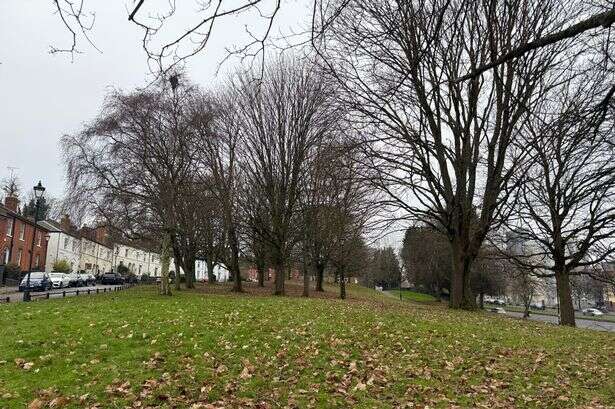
left=450, top=242, right=477, bottom=310
left=523, top=300, right=531, bottom=318
left=256, top=259, right=265, bottom=287
left=556, top=270, right=575, bottom=327
left=206, top=259, right=216, bottom=283
left=315, top=262, right=324, bottom=292
left=226, top=223, right=242, bottom=292
left=184, top=254, right=195, bottom=289
left=231, top=249, right=242, bottom=293
left=339, top=265, right=346, bottom=300
left=159, top=232, right=172, bottom=296
left=302, top=263, right=310, bottom=298
left=274, top=262, right=285, bottom=296
left=479, top=293, right=484, bottom=309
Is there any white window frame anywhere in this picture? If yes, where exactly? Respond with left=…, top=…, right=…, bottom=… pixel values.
left=6, top=219, right=13, bottom=237
left=19, top=223, right=25, bottom=241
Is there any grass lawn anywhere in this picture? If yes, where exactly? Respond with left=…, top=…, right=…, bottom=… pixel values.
left=1, top=283, right=614, bottom=408
left=387, top=289, right=438, bottom=303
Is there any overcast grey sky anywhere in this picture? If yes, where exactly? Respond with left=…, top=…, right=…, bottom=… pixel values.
left=0, top=0, right=309, bottom=202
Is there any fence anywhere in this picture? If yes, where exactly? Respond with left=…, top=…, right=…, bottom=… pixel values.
left=0, top=284, right=135, bottom=304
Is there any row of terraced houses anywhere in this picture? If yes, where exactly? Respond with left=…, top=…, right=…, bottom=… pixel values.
left=1, top=195, right=165, bottom=278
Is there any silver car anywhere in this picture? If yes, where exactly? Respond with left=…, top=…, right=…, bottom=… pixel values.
left=49, top=272, right=71, bottom=288
left=581, top=308, right=604, bottom=317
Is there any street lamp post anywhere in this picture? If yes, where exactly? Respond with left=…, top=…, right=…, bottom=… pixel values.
left=23, top=181, right=46, bottom=302
left=114, top=247, right=119, bottom=273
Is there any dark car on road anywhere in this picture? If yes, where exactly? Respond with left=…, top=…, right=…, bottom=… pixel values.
left=79, top=273, right=96, bottom=286
left=101, top=272, right=125, bottom=285
left=19, top=272, right=53, bottom=292
left=66, top=272, right=84, bottom=287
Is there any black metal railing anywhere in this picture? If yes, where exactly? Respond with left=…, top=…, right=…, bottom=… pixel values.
left=0, top=284, right=135, bottom=304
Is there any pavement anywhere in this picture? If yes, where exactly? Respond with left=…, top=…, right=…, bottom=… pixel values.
left=0, top=284, right=126, bottom=303
left=505, top=311, right=615, bottom=332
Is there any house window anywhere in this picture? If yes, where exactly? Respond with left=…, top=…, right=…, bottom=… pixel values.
left=64, top=237, right=69, bottom=249
left=17, top=249, right=23, bottom=265
left=125, top=249, right=129, bottom=257
left=35, top=254, right=40, bottom=268
left=6, top=219, right=13, bottom=236
left=19, top=223, right=25, bottom=241
left=37, top=233, right=42, bottom=247
left=3, top=248, right=9, bottom=264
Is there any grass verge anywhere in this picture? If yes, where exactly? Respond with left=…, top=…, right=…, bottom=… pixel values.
left=503, top=305, right=615, bottom=323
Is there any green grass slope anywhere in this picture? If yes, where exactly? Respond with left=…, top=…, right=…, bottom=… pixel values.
left=0, top=285, right=613, bottom=408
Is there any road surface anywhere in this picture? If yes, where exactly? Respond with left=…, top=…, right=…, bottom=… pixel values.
left=0, top=284, right=126, bottom=303
left=506, top=311, right=615, bottom=332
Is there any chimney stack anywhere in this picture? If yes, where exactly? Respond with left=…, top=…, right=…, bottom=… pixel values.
left=60, top=214, right=72, bottom=232
left=4, top=196, right=19, bottom=212
left=95, top=225, right=108, bottom=245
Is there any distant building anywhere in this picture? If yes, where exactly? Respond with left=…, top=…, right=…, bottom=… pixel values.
left=505, top=229, right=558, bottom=307
left=195, top=260, right=230, bottom=282
left=113, top=242, right=162, bottom=277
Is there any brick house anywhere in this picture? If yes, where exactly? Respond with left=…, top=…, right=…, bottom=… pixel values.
left=0, top=196, right=55, bottom=274
left=245, top=266, right=301, bottom=282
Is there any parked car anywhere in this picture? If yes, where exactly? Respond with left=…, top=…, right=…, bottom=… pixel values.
left=530, top=302, right=546, bottom=310
left=19, top=272, right=53, bottom=292
left=489, top=307, right=507, bottom=314
left=582, top=308, right=604, bottom=317
left=79, top=273, right=96, bottom=286
left=49, top=272, right=71, bottom=288
left=66, top=272, right=84, bottom=287
left=101, top=272, right=125, bottom=285
left=493, top=299, right=506, bottom=306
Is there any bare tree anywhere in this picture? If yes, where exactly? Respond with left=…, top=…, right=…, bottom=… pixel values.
left=62, top=79, right=199, bottom=296
left=323, top=144, right=375, bottom=299
left=508, top=266, right=545, bottom=319
left=192, top=91, right=244, bottom=292
left=1, top=173, right=20, bottom=200
left=299, top=143, right=347, bottom=294
left=198, top=188, right=227, bottom=284
left=45, top=1, right=288, bottom=74
left=313, top=0, right=571, bottom=309
left=232, top=57, right=339, bottom=295
left=507, top=70, right=615, bottom=326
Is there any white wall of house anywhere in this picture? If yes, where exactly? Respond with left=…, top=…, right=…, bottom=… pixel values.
left=45, top=232, right=81, bottom=273
left=113, top=244, right=162, bottom=277
left=195, top=260, right=229, bottom=282
left=79, top=238, right=113, bottom=275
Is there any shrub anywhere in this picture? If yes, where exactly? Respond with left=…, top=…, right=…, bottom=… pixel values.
left=52, top=259, right=71, bottom=273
